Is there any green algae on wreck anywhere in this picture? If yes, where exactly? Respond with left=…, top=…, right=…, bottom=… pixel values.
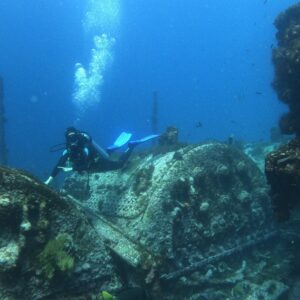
left=38, top=233, right=74, bottom=280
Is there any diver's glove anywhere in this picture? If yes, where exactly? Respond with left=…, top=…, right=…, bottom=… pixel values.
left=44, top=176, right=53, bottom=185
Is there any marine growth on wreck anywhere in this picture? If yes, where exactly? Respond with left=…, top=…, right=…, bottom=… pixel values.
left=266, top=3, right=300, bottom=222
left=1, top=1, right=300, bottom=300
left=272, top=3, right=300, bottom=137
left=0, top=139, right=296, bottom=299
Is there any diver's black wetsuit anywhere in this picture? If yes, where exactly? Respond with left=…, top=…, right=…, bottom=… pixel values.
left=50, top=130, right=133, bottom=179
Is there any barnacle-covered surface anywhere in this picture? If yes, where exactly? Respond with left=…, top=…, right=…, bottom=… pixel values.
left=0, top=166, right=121, bottom=300
left=65, top=143, right=292, bottom=299
left=272, top=3, right=300, bottom=136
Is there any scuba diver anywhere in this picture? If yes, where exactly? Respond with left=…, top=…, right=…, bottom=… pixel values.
left=45, top=127, right=158, bottom=185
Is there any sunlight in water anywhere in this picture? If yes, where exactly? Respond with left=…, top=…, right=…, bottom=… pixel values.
left=73, top=0, right=120, bottom=116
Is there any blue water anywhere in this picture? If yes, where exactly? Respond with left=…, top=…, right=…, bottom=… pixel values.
left=0, top=0, right=297, bottom=178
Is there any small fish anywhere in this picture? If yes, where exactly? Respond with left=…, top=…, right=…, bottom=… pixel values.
left=264, top=0, right=268, bottom=4
left=30, top=95, right=39, bottom=103
left=270, top=43, right=274, bottom=49
left=195, top=121, right=203, bottom=128
left=256, top=91, right=263, bottom=95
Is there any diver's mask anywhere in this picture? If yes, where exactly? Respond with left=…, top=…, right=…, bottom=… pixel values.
left=66, top=133, right=80, bottom=157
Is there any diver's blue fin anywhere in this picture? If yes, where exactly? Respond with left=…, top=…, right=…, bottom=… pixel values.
left=128, top=134, right=160, bottom=148
left=107, top=132, right=132, bottom=151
